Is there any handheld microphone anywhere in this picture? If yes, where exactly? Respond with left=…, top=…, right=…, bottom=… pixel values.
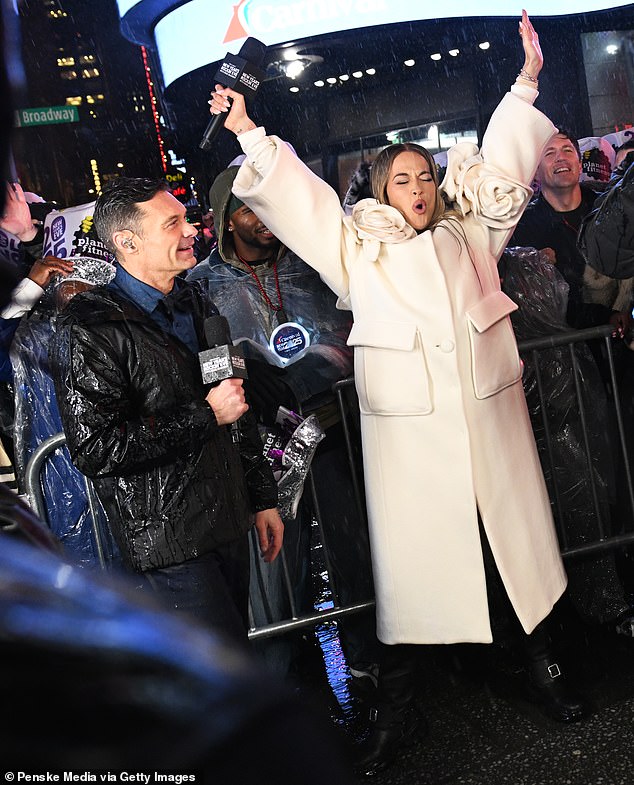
left=199, top=37, right=267, bottom=151
left=200, top=314, right=248, bottom=443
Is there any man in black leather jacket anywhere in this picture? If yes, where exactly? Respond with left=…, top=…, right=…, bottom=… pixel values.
left=52, top=177, right=283, bottom=644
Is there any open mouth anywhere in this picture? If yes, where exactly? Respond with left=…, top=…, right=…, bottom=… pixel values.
left=412, top=199, right=426, bottom=215
left=554, top=166, right=571, bottom=174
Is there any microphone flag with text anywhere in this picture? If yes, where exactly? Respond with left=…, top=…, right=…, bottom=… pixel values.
left=200, top=314, right=248, bottom=444
left=199, top=37, right=267, bottom=151
left=199, top=314, right=248, bottom=385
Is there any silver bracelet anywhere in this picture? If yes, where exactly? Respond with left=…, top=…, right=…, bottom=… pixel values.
left=517, top=68, right=538, bottom=84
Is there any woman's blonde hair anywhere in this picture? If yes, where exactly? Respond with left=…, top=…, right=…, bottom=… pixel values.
left=370, top=143, right=448, bottom=230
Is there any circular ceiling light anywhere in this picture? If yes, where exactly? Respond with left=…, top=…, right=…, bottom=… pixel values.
left=285, top=60, right=306, bottom=79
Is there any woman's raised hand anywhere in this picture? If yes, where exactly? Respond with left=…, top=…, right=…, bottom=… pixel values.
left=518, top=9, right=543, bottom=80
left=208, top=84, right=256, bottom=137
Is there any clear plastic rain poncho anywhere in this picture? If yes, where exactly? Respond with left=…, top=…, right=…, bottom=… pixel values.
left=502, top=246, right=629, bottom=623
left=10, top=200, right=120, bottom=568
left=195, top=251, right=353, bottom=387
left=11, top=304, right=118, bottom=568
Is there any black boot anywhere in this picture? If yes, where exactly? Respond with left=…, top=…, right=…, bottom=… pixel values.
left=353, top=644, right=427, bottom=777
left=522, top=620, right=590, bottom=723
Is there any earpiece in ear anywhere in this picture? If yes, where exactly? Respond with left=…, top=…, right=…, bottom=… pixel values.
left=123, top=239, right=135, bottom=249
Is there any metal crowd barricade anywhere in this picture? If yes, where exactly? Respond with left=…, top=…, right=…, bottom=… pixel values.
left=23, top=432, right=109, bottom=568
left=23, top=326, right=634, bottom=640
left=518, top=324, right=634, bottom=560
left=331, top=326, right=634, bottom=570
left=22, top=429, right=376, bottom=641
left=247, top=392, right=375, bottom=641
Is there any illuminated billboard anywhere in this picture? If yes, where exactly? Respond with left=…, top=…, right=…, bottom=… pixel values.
left=116, top=0, right=142, bottom=15
left=116, top=0, right=634, bottom=87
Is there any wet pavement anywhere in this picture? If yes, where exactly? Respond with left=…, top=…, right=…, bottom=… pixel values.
left=296, top=610, right=634, bottom=785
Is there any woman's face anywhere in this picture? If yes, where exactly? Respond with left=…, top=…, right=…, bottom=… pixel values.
left=385, top=151, right=437, bottom=232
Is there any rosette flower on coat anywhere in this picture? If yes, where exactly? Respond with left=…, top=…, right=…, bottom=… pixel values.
left=442, top=142, right=533, bottom=230
left=351, top=198, right=417, bottom=261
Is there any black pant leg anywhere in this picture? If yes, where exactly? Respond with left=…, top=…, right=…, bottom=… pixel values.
left=134, top=537, right=251, bottom=647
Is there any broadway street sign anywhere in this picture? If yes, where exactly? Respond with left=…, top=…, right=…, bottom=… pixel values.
left=15, top=105, right=79, bottom=127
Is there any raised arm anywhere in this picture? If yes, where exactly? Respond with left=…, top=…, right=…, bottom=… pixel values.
left=481, top=9, right=549, bottom=185
left=517, top=9, right=543, bottom=84
left=441, top=11, right=557, bottom=259
left=207, top=88, right=353, bottom=305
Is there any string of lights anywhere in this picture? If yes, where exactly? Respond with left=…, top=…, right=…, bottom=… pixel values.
left=141, top=45, right=167, bottom=173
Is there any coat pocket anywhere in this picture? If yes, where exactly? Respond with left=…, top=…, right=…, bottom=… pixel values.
left=466, top=291, right=521, bottom=399
left=346, top=320, right=432, bottom=415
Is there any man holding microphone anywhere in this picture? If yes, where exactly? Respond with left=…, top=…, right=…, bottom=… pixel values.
left=53, top=176, right=283, bottom=644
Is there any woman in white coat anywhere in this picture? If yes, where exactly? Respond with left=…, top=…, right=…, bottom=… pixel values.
left=209, top=10, right=587, bottom=775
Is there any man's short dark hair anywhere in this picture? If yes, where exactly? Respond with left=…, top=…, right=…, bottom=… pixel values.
left=553, top=128, right=581, bottom=159
left=94, top=177, right=169, bottom=254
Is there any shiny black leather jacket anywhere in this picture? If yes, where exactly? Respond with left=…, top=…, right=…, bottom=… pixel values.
left=52, top=280, right=277, bottom=572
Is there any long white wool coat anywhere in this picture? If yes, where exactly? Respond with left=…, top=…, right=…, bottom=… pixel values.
left=233, top=86, right=568, bottom=645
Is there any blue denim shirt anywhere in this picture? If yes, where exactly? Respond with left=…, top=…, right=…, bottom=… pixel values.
left=109, top=266, right=199, bottom=354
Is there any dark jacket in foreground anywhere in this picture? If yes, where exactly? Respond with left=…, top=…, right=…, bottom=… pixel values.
left=579, top=159, right=634, bottom=280
left=52, top=280, right=277, bottom=573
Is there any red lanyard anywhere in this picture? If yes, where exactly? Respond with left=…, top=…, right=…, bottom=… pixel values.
left=236, top=252, right=285, bottom=317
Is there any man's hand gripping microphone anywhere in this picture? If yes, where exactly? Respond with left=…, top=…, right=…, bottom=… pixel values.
left=200, top=314, right=248, bottom=443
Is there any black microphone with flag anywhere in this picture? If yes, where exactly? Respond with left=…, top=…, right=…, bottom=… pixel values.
left=199, top=37, right=267, bottom=151
left=200, top=314, right=248, bottom=385
left=200, top=314, right=248, bottom=444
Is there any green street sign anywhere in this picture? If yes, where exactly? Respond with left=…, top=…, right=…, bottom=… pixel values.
left=15, top=105, right=79, bottom=127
